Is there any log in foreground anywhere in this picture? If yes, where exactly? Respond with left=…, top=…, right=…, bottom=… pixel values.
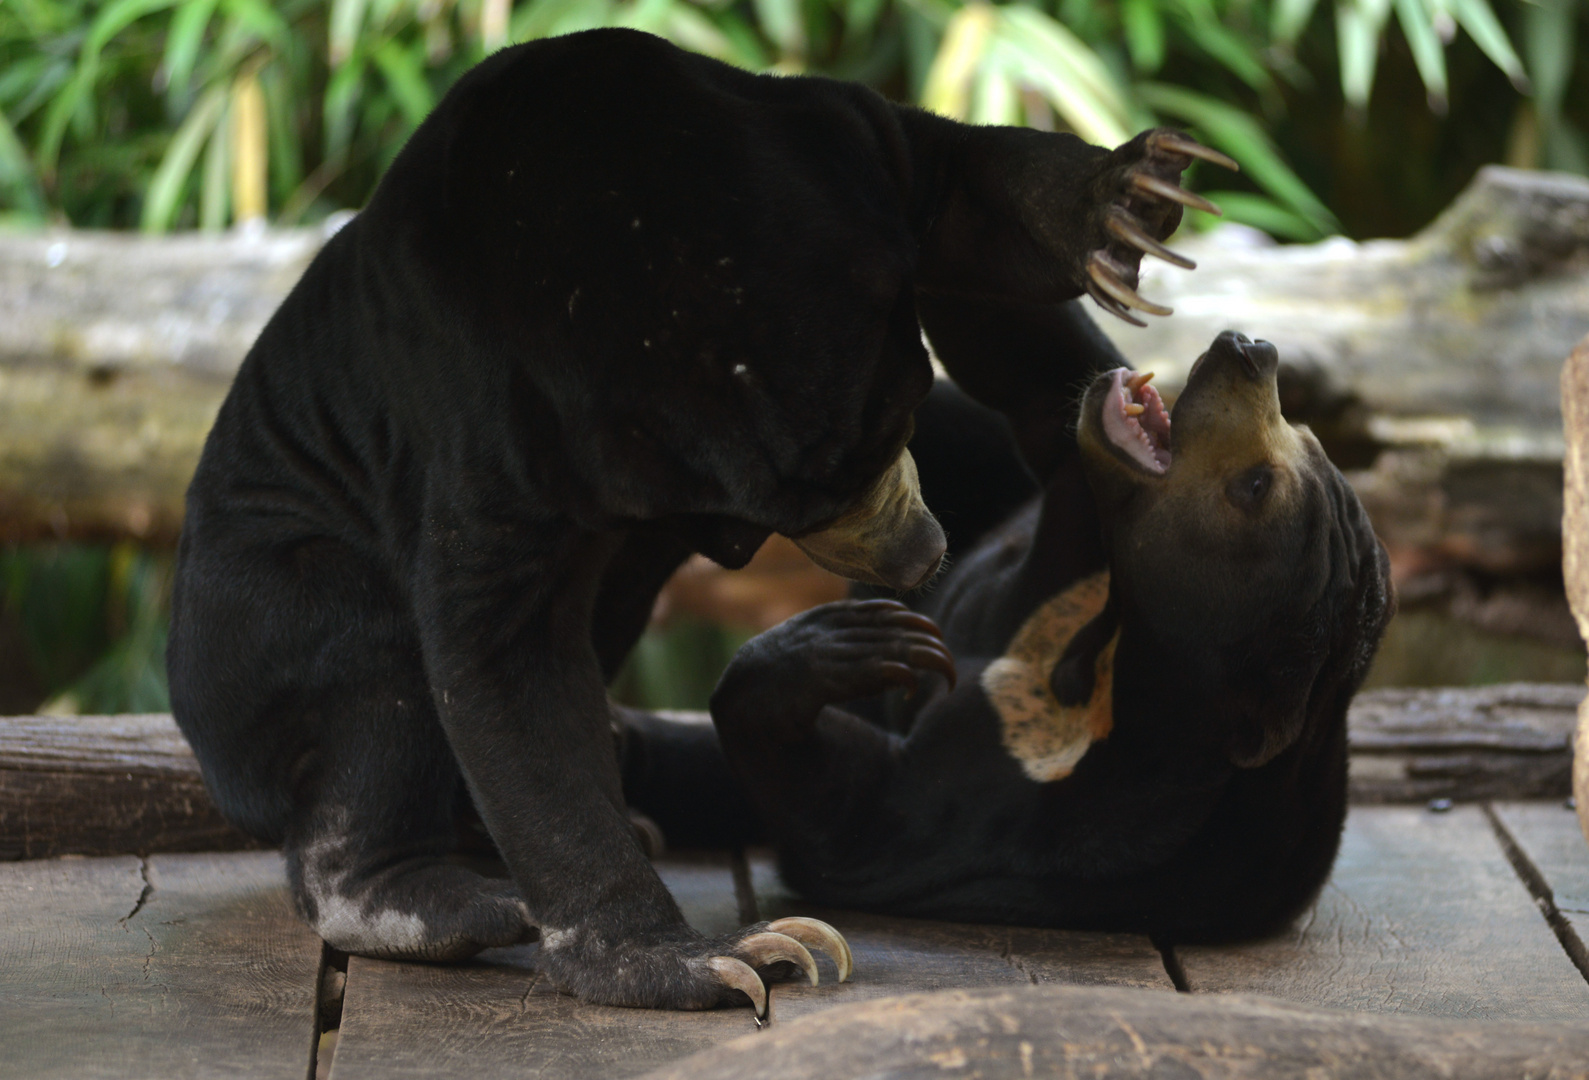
left=2, top=683, right=1578, bottom=859
left=635, top=984, right=1589, bottom=1080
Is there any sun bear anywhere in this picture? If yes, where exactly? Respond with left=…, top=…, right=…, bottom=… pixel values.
left=168, top=27, right=1229, bottom=1013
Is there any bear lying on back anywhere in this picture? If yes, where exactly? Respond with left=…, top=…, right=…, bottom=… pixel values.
left=694, top=329, right=1394, bottom=940
left=168, top=27, right=1232, bottom=1014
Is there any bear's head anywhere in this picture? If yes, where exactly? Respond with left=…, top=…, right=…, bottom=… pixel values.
left=1074, top=330, right=1394, bottom=768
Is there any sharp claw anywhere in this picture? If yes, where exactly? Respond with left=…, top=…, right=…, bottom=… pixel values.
left=1085, top=282, right=1148, bottom=327
left=766, top=917, right=854, bottom=983
left=909, top=644, right=957, bottom=692
left=1107, top=209, right=1196, bottom=270
left=708, top=956, right=767, bottom=1018
left=1130, top=173, right=1222, bottom=216
left=1148, top=131, right=1240, bottom=172
left=738, top=931, right=820, bottom=987
left=1087, top=255, right=1173, bottom=317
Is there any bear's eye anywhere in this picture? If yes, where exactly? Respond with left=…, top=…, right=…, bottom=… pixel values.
left=1227, top=464, right=1273, bottom=509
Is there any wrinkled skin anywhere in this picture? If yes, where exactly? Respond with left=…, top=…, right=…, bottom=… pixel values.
left=168, top=27, right=1229, bottom=1014
left=676, top=330, right=1394, bottom=940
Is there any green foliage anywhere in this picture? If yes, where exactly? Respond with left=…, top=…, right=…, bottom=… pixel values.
left=0, top=542, right=171, bottom=714
left=1, top=0, right=1582, bottom=237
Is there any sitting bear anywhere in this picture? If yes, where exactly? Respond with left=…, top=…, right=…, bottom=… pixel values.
left=700, top=329, right=1394, bottom=940
left=166, top=27, right=1233, bottom=1014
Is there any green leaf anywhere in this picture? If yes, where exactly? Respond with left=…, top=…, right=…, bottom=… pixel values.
left=1335, top=0, right=1393, bottom=108
left=1139, top=82, right=1338, bottom=234
left=1192, top=189, right=1324, bottom=240
left=217, top=0, right=292, bottom=51
left=1120, top=0, right=1165, bottom=73
left=970, top=64, right=1018, bottom=125
left=1523, top=0, right=1574, bottom=126
left=511, top=0, right=615, bottom=40
left=372, top=39, right=434, bottom=127
left=329, top=0, right=371, bottom=64
left=1446, top=0, right=1528, bottom=88
left=163, top=0, right=221, bottom=99
left=0, top=108, right=48, bottom=219
left=141, top=81, right=226, bottom=231
left=753, top=0, right=807, bottom=58
left=990, top=6, right=1132, bottom=144
left=1271, top=0, right=1320, bottom=43
left=1393, top=0, right=1447, bottom=108
left=1173, top=11, right=1274, bottom=94
left=322, top=52, right=366, bottom=159
left=199, top=92, right=230, bottom=229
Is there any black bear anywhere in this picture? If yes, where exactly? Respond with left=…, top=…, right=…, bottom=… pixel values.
left=703, top=330, right=1394, bottom=940
left=167, top=26, right=1230, bottom=1013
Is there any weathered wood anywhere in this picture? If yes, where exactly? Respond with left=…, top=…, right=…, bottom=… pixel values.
left=0, top=227, right=332, bottom=544
left=1560, top=333, right=1589, bottom=844
left=6, top=691, right=1583, bottom=862
left=328, top=855, right=759, bottom=1080
left=1176, top=805, right=1589, bottom=1020
left=1489, top=801, right=1589, bottom=979
left=747, top=852, right=1173, bottom=1026
left=0, top=850, right=323, bottom=1079
left=1346, top=683, right=1579, bottom=803
left=0, top=713, right=256, bottom=859
left=634, top=984, right=1589, bottom=1080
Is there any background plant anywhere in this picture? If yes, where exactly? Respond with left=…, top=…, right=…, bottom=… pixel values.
left=1, top=0, right=1583, bottom=239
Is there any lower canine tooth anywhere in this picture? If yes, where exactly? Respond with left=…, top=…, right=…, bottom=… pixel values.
left=1125, top=403, right=1146, bottom=416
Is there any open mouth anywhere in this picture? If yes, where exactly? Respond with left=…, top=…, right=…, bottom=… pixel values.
left=1099, top=368, right=1172, bottom=475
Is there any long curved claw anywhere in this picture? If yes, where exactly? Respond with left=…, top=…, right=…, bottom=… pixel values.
left=1147, top=130, right=1240, bottom=172
left=1107, top=208, right=1196, bottom=270
left=708, top=956, right=768, bottom=1018
left=908, top=643, right=958, bottom=692
left=1087, top=254, right=1173, bottom=317
left=767, top=917, right=854, bottom=983
left=737, top=931, right=820, bottom=987
left=1130, top=173, right=1222, bottom=216
left=1086, top=281, right=1148, bottom=327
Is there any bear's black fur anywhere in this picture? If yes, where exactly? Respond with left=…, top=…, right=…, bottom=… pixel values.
left=701, top=328, right=1395, bottom=941
left=168, top=28, right=1219, bottom=1010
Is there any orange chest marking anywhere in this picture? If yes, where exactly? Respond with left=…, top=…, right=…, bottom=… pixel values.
left=979, top=570, right=1118, bottom=783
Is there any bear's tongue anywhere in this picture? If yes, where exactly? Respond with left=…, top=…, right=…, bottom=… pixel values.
left=1101, top=369, right=1171, bottom=474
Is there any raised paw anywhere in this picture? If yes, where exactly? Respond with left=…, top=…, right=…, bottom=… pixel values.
left=712, top=599, right=957, bottom=738
left=1086, top=129, right=1238, bottom=326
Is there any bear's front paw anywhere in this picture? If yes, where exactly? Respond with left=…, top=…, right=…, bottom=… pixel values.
left=540, top=916, right=853, bottom=1018
left=1085, top=130, right=1237, bottom=326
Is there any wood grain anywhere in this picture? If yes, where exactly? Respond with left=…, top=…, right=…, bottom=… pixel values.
left=0, top=850, right=322, bottom=1080
left=746, top=853, right=1172, bottom=1027
left=1176, top=805, right=1589, bottom=1019
left=0, top=714, right=256, bottom=859
left=635, top=984, right=1589, bottom=1080
left=1347, top=684, right=1578, bottom=803
left=328, top=854, right=760, bottom=1080
left=1490, top=800, right=1589, bottom=975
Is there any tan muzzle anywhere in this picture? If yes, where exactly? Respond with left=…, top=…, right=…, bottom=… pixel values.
left=791, top=449, right=946, bottom=591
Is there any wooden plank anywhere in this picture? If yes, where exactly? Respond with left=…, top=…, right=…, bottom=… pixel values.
left=0, top=714, right=256, bottom=859
left=1176, top=805, right=1589, bottom=1019
left=746, top=853, right=1172, bottom=1027
left=1490, top=801, right=1589, bottom=976
left=635, top=984, right=1589, bottom=1080
left=329, top=853, right=759, bottom=1080
left=1346, top=685, right=1578, bottom=804
left=0, top=850, right=322, bottom=1080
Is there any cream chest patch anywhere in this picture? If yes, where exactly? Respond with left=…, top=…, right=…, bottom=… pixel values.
left=981, top=570, right=1117, bottom=783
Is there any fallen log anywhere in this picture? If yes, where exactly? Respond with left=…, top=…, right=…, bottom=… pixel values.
left=635, top=984, right=1589, bottom=1080
left=2, top=683, right=1577, bottom=859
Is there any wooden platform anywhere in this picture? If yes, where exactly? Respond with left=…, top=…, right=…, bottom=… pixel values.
left=3, top=802, right=1587, bottom=1079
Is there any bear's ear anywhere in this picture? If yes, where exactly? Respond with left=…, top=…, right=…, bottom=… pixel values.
left=1049, top=602, right=1118, bottom=707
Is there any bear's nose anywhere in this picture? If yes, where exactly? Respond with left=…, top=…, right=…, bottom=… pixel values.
left=1211, top=330, right=1278, bottom=380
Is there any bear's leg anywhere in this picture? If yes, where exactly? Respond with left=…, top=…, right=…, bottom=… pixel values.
left=282, top=671, right=539, bottom=962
